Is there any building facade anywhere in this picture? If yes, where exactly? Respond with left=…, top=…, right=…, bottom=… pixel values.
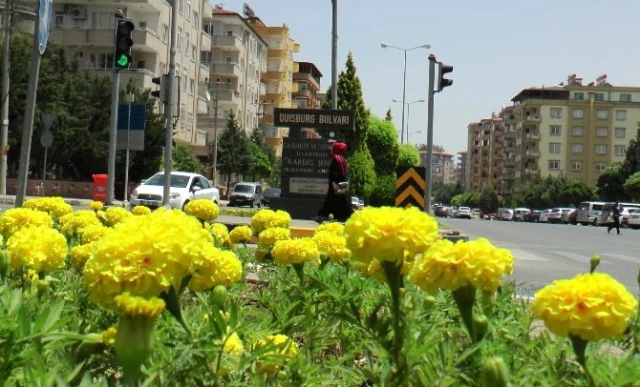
left=245, top=16, right=300, bottom=155
left=45, top=0, right=213, bottom=146
left=196, top=6, right=268, bottom=150
left=293, top=61, right=322, bottom=109
left=457, top=150, right=468, bottom=189
left=466, top=116, right=503, bottom=192
left=419, top=145, right=457, bottom=185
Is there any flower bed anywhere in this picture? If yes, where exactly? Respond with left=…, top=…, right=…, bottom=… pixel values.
left=0, top=197, right=638, bottom=385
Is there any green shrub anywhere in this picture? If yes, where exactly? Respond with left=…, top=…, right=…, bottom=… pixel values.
left=348, top=146, right=377, bottom=200
left=369, top=172, right=396, bottom=206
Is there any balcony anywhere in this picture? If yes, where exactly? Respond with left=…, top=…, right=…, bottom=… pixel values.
left=503, top=159, right=516, bottom=168
left=525, top=149, right=540, bottom=157
left=217, top=90, right=243, bottom=106
left=51, top=27, right=166, bottom=53
left=525, top=115, right=541, bottom=122
left=295, top=89, right=312, bottom=98
left=55, top=0, right=166, bottom=13
left=213, top=35, right=244, bottom=51
left=492, top=154, right=502, bottom=161
left=505, top=146, right=516, bottom=153
left=210, top=62, right=243, bottom=78
left=524, top=168, right=539, bottom=174
left=503, top=172, right=515, bottom=181
left=201, top=32, right=212, bottom=51
left=525, top=132, right=540, bottom=140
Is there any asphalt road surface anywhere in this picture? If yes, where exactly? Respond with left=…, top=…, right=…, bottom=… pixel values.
left=444, top=217, right=640, bottom=297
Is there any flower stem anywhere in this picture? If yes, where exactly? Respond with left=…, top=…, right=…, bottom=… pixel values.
left=452, top=285, right=477, bottom=342
left=569, top=334, right=595, bottom=387
left=381, top=261, right=406, bottom=380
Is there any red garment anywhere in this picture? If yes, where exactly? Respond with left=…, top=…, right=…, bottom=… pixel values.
left=332, top=142, right=348, bottom=176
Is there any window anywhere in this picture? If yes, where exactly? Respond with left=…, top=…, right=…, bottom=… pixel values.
left=615, top=127, right=626, bottom=138
left=177, top=28, right=182, bottom=50
left=614, top=145, right=626, bottom=156
left=189, top=78, right=195, bottom=95
left=185, top=33, right=190, bottom=52
left=595, top=145, right=607, bottom=155
left=571, top=161, right=583, bottom=171
left=574, top=92, right=584, bottom=100
left=596, top=110, right=608, bottom=119
left=549, top=143, right=561, bottom=153
left=178, top=0, right=184, bottom=14
left=596, top=162, right=607, bottom=172
left=186, top=1, right=191, bottom=20
left=620, top=94, right=632, bottom=102
left=596, top=127, right=608, bottom=137
left=92, top=12, right=117, bottom=29
left=160, top=24, right=168, bottom=43
left=191, top=45, right=196, bottom=61
left=594, top=93, right=605, bottom=101
left=549, top=125, right=561, bottom=136
left=571, top=144, right=583, bottom=153
left=616, top=110, right=626, bottom=120
left=194, top=12, right=199, bottom=29
left=55, top=14, right=63, bottom=28
left=548, top=160, right=560, bottom=170
left=182, top=70, right=187, bottom=91
left=572, top=108, right=584, bottom=118
left=550, top=108, right=562, bottom=118
left=572, top=126, right=584, bottom=136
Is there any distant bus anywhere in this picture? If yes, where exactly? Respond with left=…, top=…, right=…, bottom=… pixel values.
left=576, top=201, right=606, bottom=226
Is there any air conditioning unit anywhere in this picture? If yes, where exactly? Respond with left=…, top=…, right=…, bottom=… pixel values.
left=62, top=4, right=76, bottom=12
left=139, top=21, right=147, bottom=29
left=72, top=8, right=87, bottom=19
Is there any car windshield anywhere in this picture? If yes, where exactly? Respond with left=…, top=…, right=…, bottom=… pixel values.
left=233, top=184, right=255, bottom=194
left=144, top=174, right=190, bottom=188
left=460, top=207, right=470, bottom=211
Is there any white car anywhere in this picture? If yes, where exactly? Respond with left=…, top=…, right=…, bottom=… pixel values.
left=457, top=206, right=472, bottom=219
left=130, top=172, right=220, bottom=210
left=628, top=209, right=640, bottom=229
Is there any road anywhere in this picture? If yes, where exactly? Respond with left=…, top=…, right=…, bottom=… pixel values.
left=443, top=217, right=640, bottom=297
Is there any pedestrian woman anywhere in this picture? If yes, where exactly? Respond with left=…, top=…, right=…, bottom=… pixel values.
left=607, top=199, right=622, bottom=235
left=316, top=141, right=354, bottom=223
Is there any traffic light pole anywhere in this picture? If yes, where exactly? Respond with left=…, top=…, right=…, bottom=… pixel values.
left=0, top=0, right=12, bottom=195
left=425, top=54, right=436, bottom=214
left=123, top=93, right=134, bottom=201
left=107, top=69, right=120, bottom=205
left=162, top=0, right=178, bottom=208
left=331, top=0, right=338, bottom=110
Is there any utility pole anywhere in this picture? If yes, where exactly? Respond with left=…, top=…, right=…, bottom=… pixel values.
left=425, top=54, right=436, bottom=214
left=107, top=9, right=124, bottom=205
left=0, top=0, right=12, bottom=195
left=123, top=93, right=134, bottom=201
left=330, top=0, right=338, bottom=110
left=208, top=79, right=229, bottom=187
left=162, top=0, right=178, bottom=207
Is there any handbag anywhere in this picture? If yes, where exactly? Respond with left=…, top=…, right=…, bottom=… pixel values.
left=335, top=182, right=349, bottom=195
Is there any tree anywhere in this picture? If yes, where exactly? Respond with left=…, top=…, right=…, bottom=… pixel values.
left=167, top=143, right=203, bottom=174
left=433, top=182, right=463, bottom=205
left=321, top=52, right=370, bottom=151
left=596, top=163, right=626, bottom=201
left=247, top=141, right=272, bottom=181
left=398, top=144, right=420, bottom=167
left=558, top=181, right=594, bottom=207
left=621, top=126, right=640, bottom=182
left=366, top=115, right=399, bottom=175
left=348, top=148, right=377, bottom=200
left=451, top=191, right=479, bottom=208
left=623, top=171, right=640, bottom=201
left=217, top=111, right=252, bottom=185
left=478, top=186, right=499, bottom=215
left=385, top=108, right=393, bottom=122
left=266, top=156, right=282, bottom=188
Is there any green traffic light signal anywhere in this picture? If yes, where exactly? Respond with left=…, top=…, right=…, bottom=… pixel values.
left=116, top=54, right=130, bottom=67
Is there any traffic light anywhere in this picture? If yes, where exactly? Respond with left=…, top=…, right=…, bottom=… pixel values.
left=113, top=18, right=135, bottom=69
left=151, top=76, right=167, bottom=102
left=437, top=63, right=453, bottom=92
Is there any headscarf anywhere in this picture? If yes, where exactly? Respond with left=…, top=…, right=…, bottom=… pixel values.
left=332, top=142, right=348, bottom=176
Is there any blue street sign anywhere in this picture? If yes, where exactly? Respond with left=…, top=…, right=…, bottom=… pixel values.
left=38, top=0, right=53, bottom=55
left=117, top=104, right=146, bottom=151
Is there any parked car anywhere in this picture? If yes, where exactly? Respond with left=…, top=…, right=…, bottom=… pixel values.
left=513, top=207, right=531, bottom=221
left=456, top=206, right=472, bottom=219
left=561, top=209, right=578, bottom=225
left=538, top=209, right=553, bottom=223
left=358, top=199, right=365, bottom=209
left=501, top=209, right=515, bottom=221
left=130, top=172, right=220, bottom=210
left=523, top=209, right=542, bottom=222
left=547, top=208, right=573, bottom=224
left=351, top=196, right=361, bottom=211
left=472, top=208, right=481, bottom=218
left=229, top=182, right=263, bottom=208
left=434, top=205, right=449, bottom=217
left=598, top=202, right=640, bottom=227
left=260, top=187, right=281, bottom=207
left=628, top=209, right=640, bottom=229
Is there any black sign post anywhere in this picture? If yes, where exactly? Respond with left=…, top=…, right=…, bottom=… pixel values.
left=269, top=108, right=355, bottom=219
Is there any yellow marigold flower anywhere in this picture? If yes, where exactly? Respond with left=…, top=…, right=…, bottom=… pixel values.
left=104, top=207, right=132, bottom=227
left=189, top=245, right=243, bottom=291
left=229, top=225, right=253, bottom=244
left=114, top=293, right=166, bottom=319
left=7, top=227, right=68, bottom=272
left=313, top=230, right=350, bottom=262
left=132, top=205, right=152, bottom=216
left=70, top=242, right=94, bottom=269
left=251, top=209, right=291, bottom=234
left=23, top=197, right=73, bottom=219
left=315, top=222, right=345, bottom=236
left=532, top=273, right=638, bottom=341
left=408, top=238, right=514, bottom=294
left=271, top=238, right=320, bottom=266
left=83, top=209, right=213, bottom=308
left=208, top=223, right=233, bottom=248
left=344, top=206, right=439, bottom=265
left=102, top=326, right=118, bottom=346
left=89, top=201, right=104, bottom=211
left=222, top=332, right=244, bottom=356
left=184, top=199, right=220, bottom=222
left=258, top=227, right=291, bottom=248
left=80, top=225, right=111, bottom=245
left=0, top=208, right=53, bottom=238
left=59, top=210, right=102, bottom=238
left=253, top=334, right=298, bottom=373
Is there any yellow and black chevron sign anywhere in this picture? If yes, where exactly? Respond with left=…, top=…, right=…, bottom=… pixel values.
left=395, top=166, right=426, bottom=211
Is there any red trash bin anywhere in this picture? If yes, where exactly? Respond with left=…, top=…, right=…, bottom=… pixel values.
left=92, top=174, right=108, bottom=203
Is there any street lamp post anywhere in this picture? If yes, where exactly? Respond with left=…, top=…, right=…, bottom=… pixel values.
left=381, top=43, right=430, bottom=144
left=392, top=98, right=424, bottom=143
left=205, top=79, right=230, bottom=187
left=408, top=130, right=422, bottom=144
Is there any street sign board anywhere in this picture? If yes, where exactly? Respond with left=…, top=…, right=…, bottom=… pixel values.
left=116, top=104, right=146, bottom=151
left=40, top=131, right=53, bottom=148
left=41, top=111, right=56, bottom=130
left=280, top=138, right=333, bottom=199
left=38, top=0, right=53, bottom=55
left=274, top=108, right=354, bottom=131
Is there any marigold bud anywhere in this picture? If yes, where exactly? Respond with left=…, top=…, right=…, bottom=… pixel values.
left=210, top=285, right=227, bottom=307
left=472, top=313, right=489, bottom=342
left=0, top=250, right=9, bottom=278
left=590, top=254, right=601, bottom=274
left=423, top=295, right=436, bottom=309
left=481, top=356, right=509, bottom=387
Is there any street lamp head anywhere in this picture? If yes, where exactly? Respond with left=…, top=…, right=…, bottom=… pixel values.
left=381, top=43, right=389, bottom=48
left=420, top=44, right=431, bottom=49
left=392, top=98, right=401, bottom=103
left=417, top=99, right=426, bottom=103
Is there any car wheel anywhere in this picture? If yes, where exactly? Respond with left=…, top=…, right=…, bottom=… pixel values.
left=182, top=200, right=189, bottom=211
left=250, top=202, right=254, bottom=208
left=593, top=219, right=599, bottom=226
left=229, top=201, right=235, bottom=207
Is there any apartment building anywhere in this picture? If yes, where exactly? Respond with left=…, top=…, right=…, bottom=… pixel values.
left=293, top=61, right=322, bottom=109
left=466, top=115, right=504, bottom=193
left=195, top=6, right=268, bottom=148
left=498, top=107, right=517, bottom=195
left=419, top=145, right=457, bottom=185
left=510, top=74, right=640, bottom=188
left=45, top=0, right=213, bottom=146
left=245, top=15, right=300, bottom=155
left=457, top=150, right=468, bottom=189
